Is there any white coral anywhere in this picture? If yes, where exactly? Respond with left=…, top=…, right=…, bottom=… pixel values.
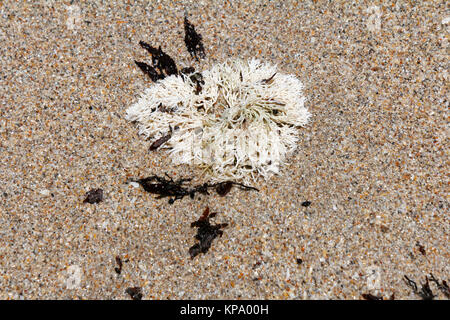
left=126, top=58, right=310, bottom=183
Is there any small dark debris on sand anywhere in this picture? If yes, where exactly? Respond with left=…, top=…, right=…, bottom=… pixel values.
left=149, top=125, right=173, bottom=151
left=114, top=256, right=123, bottom=274
left=428, top=273, right=450, bottom=298
left=129, top=173, right=258, bottom=204
left=189, top=207, right=228, bottom=259
left=134, top=60, right=164, bottom=82
left=135, top=42, right=178, bottom=82
left=416, top=242, right=426, bottom=256
left=125, top=287, right=143, bottom=300
left=403, top=275, right=437, bottom=300
left=83, top=188, right=103, bottom=204
left=184, top=15, right=205, bottom=60
left=134, top=15, right=205, bottom=82
left=301, top=201, right=311, bottom=207
left=361, top=292, right=395, bottom=300
left=361, top=293, right=383, bottom=300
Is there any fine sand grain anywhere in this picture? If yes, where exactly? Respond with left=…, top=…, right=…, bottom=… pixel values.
left=0, top=1, right=448, bottom=299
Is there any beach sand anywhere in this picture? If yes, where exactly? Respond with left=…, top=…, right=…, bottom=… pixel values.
left=0, top=0, right=448, bottom=299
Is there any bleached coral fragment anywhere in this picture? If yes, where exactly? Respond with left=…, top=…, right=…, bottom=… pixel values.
left=126, top=59, right=311, bottom=182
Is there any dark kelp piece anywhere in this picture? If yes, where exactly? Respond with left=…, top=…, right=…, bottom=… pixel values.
left=180, top=66, right=195, bottom=76
left=179, top=67, right=204, bottom=94
left=135, top=42, right=177, bottom=81
left=416, top=242, right=426, bottom=256
left=428, top=274, right=450, bottom=298
left=83, top=188, right=103, bottom=204
left=114, top=256, right=122, bottom=274
left=301, top=201, right=311, bottom=207
left=184, top=16, right=205, bottom=60
left=261, top=72, right=277, bottom=84
left=125, top=287, right=143, bottom=300
left=189, top=207, right=228, bottom=259
left=129, top=174, right=258, bottom=204
left=403, top=275, right=435, bottom=300
left=214, top=181, right=259, bottom=196
left=139, top=41, right=178, bottom=76
left=134, top=60, right=163, bottom=82
left=361, top=293, right=383, bottom=300
left=420, top=278, right=435, bottom=300
left=189, top=72, right=205, bottom=95
left=149, top=133, right=171, bottom=151
left=215, top=181, right=233, bottom=196
left=149, top=126, right=173, bottom=151
left=130, top=174, right=191, bottom=204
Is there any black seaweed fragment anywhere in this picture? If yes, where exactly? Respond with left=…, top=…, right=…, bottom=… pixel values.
left=189, top=72, right=205, bottom=95
left=114, top=256, right=129, bottom=275
left=420, top=278, right=435, bottom=300
left=134, top=60, right=164, bottom=82
left=301, top=201, right=311, bottom=207
left=129, top=174, right=192, bottom=204
left=214, top=181, right=259, bottom=196
left=403, top=275, right=418, bottom=292
left=149, top=126, right=173, bottom=151
left=179, top=67, right=204, bottom=95
left=403, top=275, right=435, bottom=300
left=129, top=174, right=258, bottom=204
left=416, top=242, right=426, bottom=256
left=215, top=181, right=233, bottom=196
left=114, top=256, right=122, bottom=274
left=83, top=188, right=103, bottom=204
left=361, top=293, right=383, bottom=300
left=134, top=41, right=178, bottom=81
left=429, top=274, right=450, bottom=298
left=180, top=66, right=196, bottom=76
left=184, top=16, right=205, bottom=60
left=261, top=72, right=276, bottom=84
left=139, top=41, right=178, bottom=76
left=189, top=207, right=228, bottom=258
left=125, top=287, right=143, bottom=300
left=149, top=133, right=171, bottom=151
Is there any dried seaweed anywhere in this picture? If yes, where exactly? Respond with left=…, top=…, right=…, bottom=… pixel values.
left=149, top=126, right=173, bottom=151
left=125, top=287, right=143, bottom=300
left=134, top=60, right=163, bottom=82
left=403, top=275, right=435, bottom=300
left=420, top=278, right=435, bottom=300
left=261, top=72, right=276, bottom=84
left=139, top=41, right=178, bottom=76
left=184, top=16, right=205, bottom=60
left=129, top=174, right=192, bottom=204
left=114, top=256, right=123, bottom=274
left=416, top=242, right=426, bottom=256
left=361, top=293, right=383, bottom=300
left=301, top=201, right=311, bottom=207
left=129, top=173, right=258, bottom=204
left=83, top=188, right=103, bottom=204
left=135, top=41, right=178, bottom=81
left=180, top=66, right=196, bottom=76
left=429, top=274, right=450, bottom=298
left=403, top=275, right=418, bottom=292
left=189, top=72, right=205, bottom=95
left=214, top=181, right=258, bottom=196
left=189, top=207, right=228, bottom=258
left=215, top=181, right=233, bottom=196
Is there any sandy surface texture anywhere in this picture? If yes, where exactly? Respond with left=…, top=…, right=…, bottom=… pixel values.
left=0, top=1, right=448, bottom=299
